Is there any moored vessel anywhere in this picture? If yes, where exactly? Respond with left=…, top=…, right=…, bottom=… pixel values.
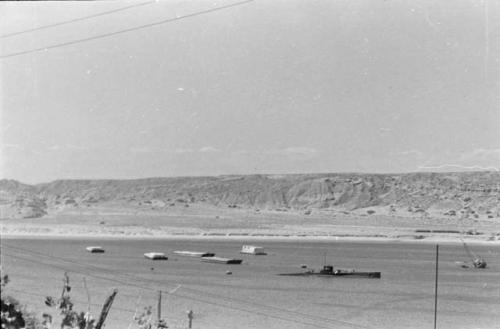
left=86, top=246, right=105, bottom=253
left=201, top=256, right=243, bottom=264
left=174, top=250, right=215, bottom=257
left=279, top=265, right=381, bottom=278
left=240, top=245, right=267, bottom=255
left=144, top=252, right=168, bottom=260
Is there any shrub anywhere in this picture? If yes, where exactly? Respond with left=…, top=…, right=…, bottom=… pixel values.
left=1, top=273, right=43, bottom=329
left=44, top=273, right=96, bottom=329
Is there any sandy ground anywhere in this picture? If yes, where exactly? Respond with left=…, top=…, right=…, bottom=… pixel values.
left=1, top=204, right=499, bottom=244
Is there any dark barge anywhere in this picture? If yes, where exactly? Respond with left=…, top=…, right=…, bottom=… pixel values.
left=201, top=256, right=243, bottom=264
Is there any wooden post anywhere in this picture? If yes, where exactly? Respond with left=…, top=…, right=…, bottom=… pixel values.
left=157, top=290, right=162, bottom=328
left=95, top=289, right=118, bottom=329
left=156, top=291, right=168, bottom=329
left=187, top=310, right=193, bottom=329
left=61, top=272, right=70, bottom=298
left=83, top=277, right=91, bottom=313
left=434, top=245, right=439, bottom=329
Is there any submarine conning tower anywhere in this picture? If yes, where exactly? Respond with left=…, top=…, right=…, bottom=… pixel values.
left=320, top=265, right=334, bottom=274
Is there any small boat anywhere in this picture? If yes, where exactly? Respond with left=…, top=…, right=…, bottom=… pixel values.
left=174, top=250, right=215, bottom=258
left=472, top=258, right=487, bottom=268
left=279, top=265, right=381, bottom=278
left=201, top=256, right=242, bottom=264
left=240, top=245, right=267, bottom=255
left=460, top=240, right=487, bottom=269
left=86, top=246, right=105, bottom=253
left=144, top=252, right=168, bottom=260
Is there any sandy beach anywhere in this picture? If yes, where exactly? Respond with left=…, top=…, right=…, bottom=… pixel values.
left=2, top=205, right=499, bottom=245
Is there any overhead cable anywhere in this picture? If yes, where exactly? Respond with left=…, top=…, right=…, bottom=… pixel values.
left=1, top=0, right=157, bottom=39
left=3, top=244, right=370, bottom=329
left=0, top=0, right=254, bottom=59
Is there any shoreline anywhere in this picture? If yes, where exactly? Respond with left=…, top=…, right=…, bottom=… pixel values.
left=2, top=231, right=499, bottom=245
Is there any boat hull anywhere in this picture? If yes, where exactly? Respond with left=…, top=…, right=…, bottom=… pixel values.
left=86, top=246, right=105, bottom=253
left=240, top=245, right=267, bottom=255
left=144, top=253, right=168, bottom=260
left=201, top=256, right=243, bottom=264
left=279, top=270, right=381, bottom=278
left=174, top=251, right=215, bottom=258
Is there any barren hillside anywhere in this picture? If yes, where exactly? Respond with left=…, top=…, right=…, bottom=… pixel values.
left=1, top=172, right=499, bottom=220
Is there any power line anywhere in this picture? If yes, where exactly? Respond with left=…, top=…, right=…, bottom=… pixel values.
left=4, top=271, right=158, bottom=301
left=5, top=288, right=188, bottom=329
left=4, top=243, right=372, bottom=329
left=3, top=252, right=337, bottom=329
left=2, top=244, right=371, bottom=329
left=5, top=288, right=137, bottom=314
left=1, top=244, right=179, bottom=291
left=1, top=0, right=157, bottom=39
left=2, top=252, right=156, bottom=292
left=2, top=244, right=370, bottom=328
left=0, top=0, right=254, bottom=59
left=5, top=287, right=187, bottom=325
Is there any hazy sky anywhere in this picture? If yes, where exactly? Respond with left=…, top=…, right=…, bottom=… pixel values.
left=1, top=0, right=499, bottom=184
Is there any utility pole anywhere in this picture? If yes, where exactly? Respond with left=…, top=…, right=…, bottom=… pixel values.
left=61, top=272, right=70, bottom=299
left=187, top=310, right=193, bottom=329
left=83, top=277, right=91, bottom=313
left=157, top=290, right=162, bottom=325
left=95, top=289, right=118, bottom=329
left=157, top=290, right=167, bottom=329
left=434, top=245, right=439, bottom=329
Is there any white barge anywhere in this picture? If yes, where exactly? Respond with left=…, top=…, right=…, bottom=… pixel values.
left=240, top=245, right=266, bottom=255
left=86, top=246, right=105, bottom=253
left=144, top=252, right=168, bottom=260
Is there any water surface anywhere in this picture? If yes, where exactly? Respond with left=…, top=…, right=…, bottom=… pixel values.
left=1, top=239, right=499, bottom=329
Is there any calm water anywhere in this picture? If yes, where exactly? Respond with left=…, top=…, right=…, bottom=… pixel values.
left=1, top=238, right=499, bottom=329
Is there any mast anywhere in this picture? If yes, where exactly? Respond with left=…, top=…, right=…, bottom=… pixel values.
left=461, top=238, right=487, bottom=268
left=462, top=239, right=477, bottom=260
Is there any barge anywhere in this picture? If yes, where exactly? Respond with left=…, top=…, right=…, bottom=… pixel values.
left=86, top=246, right=105, bottom=253
left=144, top=252, right=168, bottom=260
left=201, top=256, right=243, bottom=264
left=279, top=265, right=381, bottom=278
left=174, top=250, right=215, bottom=258
left=240, top=245, right=267, bottom=255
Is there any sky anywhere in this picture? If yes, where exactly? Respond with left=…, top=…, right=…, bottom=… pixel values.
left=1, top=0, right=499, bottom=184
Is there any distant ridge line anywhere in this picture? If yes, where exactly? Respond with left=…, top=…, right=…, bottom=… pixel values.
left=2, top=170, right=499, bottom=186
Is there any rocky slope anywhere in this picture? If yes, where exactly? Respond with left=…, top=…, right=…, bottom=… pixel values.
left=1, top=172, right=499, bottom=219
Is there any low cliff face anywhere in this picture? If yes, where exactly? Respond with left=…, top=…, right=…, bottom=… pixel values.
left=1, top=172, right=499, bottom=219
